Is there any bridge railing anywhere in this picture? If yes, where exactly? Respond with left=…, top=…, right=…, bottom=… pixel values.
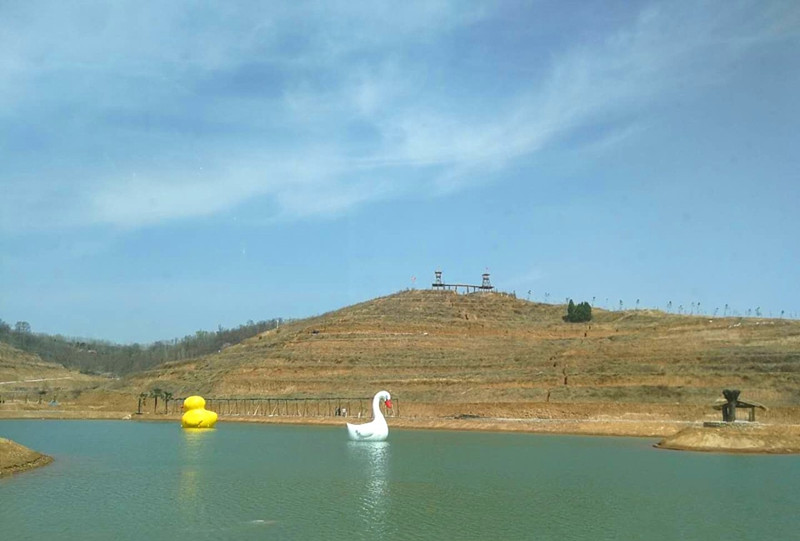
left=163, top=396, right=400, bottom=418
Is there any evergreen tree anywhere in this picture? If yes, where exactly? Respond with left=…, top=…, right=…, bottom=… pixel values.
left=564, top=300, right=592, bottom=322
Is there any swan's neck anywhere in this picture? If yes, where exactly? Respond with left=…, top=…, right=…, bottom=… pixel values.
left=372, top=395, right=386, bottom=421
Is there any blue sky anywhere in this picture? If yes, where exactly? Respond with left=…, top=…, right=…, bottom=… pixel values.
left=1, top=0, right=799, bottom=343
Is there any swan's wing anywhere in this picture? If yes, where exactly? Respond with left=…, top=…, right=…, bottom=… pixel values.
left=353, top=425, right=375, bottom=439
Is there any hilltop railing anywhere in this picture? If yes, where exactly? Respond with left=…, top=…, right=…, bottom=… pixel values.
left=161, top=396, right=399, bottom=419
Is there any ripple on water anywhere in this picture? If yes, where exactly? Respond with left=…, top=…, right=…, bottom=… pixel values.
left=1, top=421, right=799, bottom=541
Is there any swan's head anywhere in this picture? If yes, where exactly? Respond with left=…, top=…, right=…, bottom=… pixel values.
left=378, top=390, right=392, bottom=409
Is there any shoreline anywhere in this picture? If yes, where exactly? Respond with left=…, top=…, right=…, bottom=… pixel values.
left=0, top=408, right=694, bottom=437
left=4, top=409, right=800, bottom=454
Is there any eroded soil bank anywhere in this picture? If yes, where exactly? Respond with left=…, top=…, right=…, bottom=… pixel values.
left=0, top=437, right=53, bottom=477
left=656, top=423, right=800, bottom=454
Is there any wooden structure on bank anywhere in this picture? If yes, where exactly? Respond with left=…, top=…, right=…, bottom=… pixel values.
left=712, top=389, right=766, bottom=422
left=431, top=270, right=494, bottom=293
left=159, top=396, right=399, bottom=419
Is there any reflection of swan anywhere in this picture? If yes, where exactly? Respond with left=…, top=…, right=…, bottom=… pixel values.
left=346, top=391, right=392, bottom=441
left=348, top=440, right=390, bottom=536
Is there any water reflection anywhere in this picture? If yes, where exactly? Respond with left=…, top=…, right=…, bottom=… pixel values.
left=181, top=428, right=215, bottom=459
left=348, top=441, right=391, bottom=536
left=178, top=428, right=215, bottom=518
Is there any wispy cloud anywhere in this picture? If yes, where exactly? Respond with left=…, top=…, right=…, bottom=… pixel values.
left=0, top=0, right=796, bottom=232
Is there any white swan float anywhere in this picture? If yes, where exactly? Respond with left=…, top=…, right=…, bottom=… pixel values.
left=346, top=390, right=392, bottom=441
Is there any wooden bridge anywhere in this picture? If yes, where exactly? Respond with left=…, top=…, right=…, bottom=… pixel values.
left=159, top=396, right=399, bottom=419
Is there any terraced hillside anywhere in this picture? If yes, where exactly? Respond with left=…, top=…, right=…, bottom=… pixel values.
left=118, top=290, right=800, bottom=420
left=0, top=341, right=111, bottom=403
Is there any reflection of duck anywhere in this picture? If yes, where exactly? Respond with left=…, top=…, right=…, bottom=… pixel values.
left=347, top=391, right=392, bottom=441
left=181, top=396, right=218, bottom=428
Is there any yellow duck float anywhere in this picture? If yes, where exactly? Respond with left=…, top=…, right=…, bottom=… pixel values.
left=181, top=396, right=218, bottom=428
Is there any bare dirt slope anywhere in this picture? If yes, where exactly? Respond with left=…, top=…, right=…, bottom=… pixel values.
left=0, top=342, right=109, bottom=392
left=111, top=290, right=799, bottom=424
left=0, top=341, right=120, bottom=415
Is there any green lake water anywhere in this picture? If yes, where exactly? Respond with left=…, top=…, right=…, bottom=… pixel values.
left=1, top=420, right=799, bottom=540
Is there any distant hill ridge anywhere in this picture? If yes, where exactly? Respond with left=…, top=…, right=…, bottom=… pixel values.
left=0, top=318, right=281, bottom=376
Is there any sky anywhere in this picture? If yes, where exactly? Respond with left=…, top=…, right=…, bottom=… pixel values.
left=1, top=0, right=799, bottom=344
